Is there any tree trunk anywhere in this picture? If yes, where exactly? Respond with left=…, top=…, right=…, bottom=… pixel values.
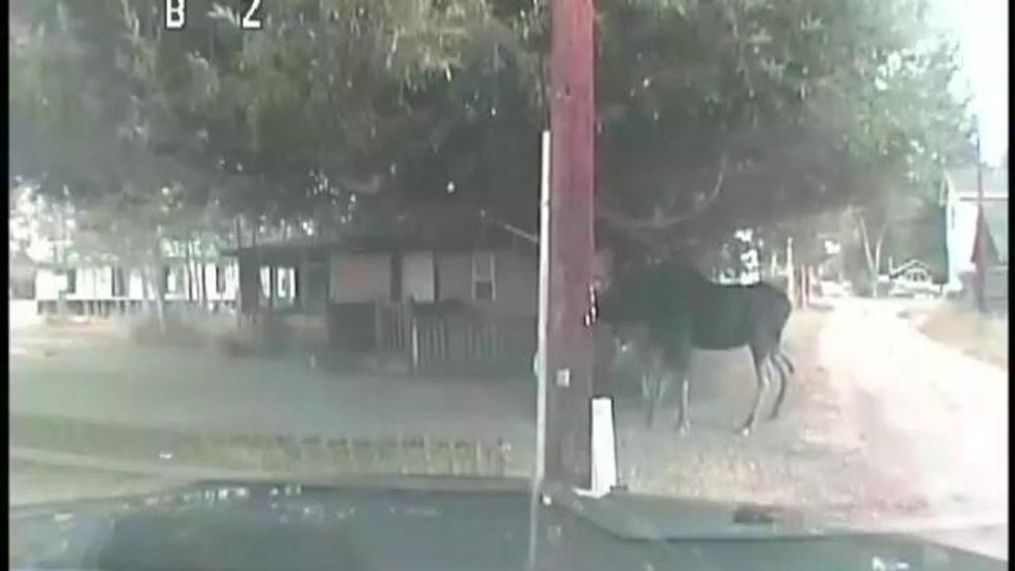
left=140, top=266, right=153, bottom=314
left=856, top=213, right=881, bottom=298
left=872, top=226, right=887, bottom=297
left=151, top=239, right=167, bottom=335
left=199, top=258, right=208, bottom=308
left=184, top=238, right=195, bottom=303
left=198, top=234, right=209, bottom=307
left=153, top=269, right=167, bottom=334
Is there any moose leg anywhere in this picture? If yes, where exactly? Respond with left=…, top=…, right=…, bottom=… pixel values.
left=644, top=374, right=668, bottom=430
left=669, top=343, right=693, bottom=435
left=675, top=375, right=691, bottom=434
left=774, top=348, right=795, bottom=375
left=657, top=373, right=671, bottom=409
left=767, top=354, right=790, bottom=421
left=739, top=349, right=771, bottom=436
left=643, top=373, right=657, bottom=428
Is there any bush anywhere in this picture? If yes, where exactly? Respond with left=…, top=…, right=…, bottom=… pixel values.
left=214, top=333, right=253, bottom=357
left=128, top=315, right=206, bottom=348
left=213, top=313, right=293, bottom=359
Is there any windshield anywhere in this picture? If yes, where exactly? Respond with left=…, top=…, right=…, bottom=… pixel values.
left=9, top=0, right=1008, bottom=562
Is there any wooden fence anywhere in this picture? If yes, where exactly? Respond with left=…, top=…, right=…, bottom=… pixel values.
left=411, top=314, right=533, bottom=376
left=322, top=301, right=535, bottom=376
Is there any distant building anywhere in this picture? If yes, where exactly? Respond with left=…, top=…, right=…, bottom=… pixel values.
left=34, top=257, right=239, bottom=316
left=942, top=166, right=1008, bottom=305
left=9, top=250, right=37, bottom=299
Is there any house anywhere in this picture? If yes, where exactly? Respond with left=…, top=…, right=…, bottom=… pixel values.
left=223, top=211, right=539, bottom=377
left=10, top=250, right=37, bottom=299
left=942, top=166, right=1008, bottom=305
left=887, top=258, right=935, bottom=281
left=884, top=258, right=940, bottom=298
left=33, top=256, right=240, bottom=316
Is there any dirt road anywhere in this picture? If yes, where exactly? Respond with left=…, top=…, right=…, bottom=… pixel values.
left=617, top=298, right=1006, bottom=540
left=819, top=299, right=1007, bottom=525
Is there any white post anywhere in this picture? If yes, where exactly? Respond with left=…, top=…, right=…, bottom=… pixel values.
left=534, top=130, right=552, bottom=487
left=589, top=397, right=618, bottom=497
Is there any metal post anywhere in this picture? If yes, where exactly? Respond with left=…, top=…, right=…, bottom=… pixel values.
left=535, top=130, right=551, bottom=489
left=544, top=0, right=596, bottom=489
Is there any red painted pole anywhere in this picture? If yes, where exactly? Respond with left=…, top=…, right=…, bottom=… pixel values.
left=544, top=0, right=596, bottom=488
left=974, top=124, right=987, bottom=313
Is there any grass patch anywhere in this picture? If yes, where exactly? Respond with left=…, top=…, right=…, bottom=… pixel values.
left=917, top=302, right=1008, bottom=369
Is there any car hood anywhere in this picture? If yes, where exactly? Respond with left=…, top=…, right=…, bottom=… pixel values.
left=9, top=476, right=1006, bottom=571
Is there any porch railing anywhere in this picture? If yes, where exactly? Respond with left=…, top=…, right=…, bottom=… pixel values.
left=375, top=302, right=411, bottom=354
left=409, top=311, right=534, bottom=377
left=322, top=301, right=533, bottom=376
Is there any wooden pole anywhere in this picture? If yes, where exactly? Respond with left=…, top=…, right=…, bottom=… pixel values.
left=544, top=0, right=596, bottom=489
left=974, top=122, right=987, bottom=313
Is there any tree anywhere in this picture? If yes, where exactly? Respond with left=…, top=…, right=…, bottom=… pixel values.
left=594, top=0, right=971, bottom=261
left=11, top=0, right=972, bottom=275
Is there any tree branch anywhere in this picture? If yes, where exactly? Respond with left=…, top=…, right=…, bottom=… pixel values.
left=597, top=154, right=727, bottom=231
left=477, top=209, right=538, bottom=245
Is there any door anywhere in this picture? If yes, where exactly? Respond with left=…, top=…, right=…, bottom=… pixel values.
left=402, top=252, right=436, bottom=302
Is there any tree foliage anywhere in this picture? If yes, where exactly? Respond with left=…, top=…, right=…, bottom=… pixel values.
left=10, top=0, right=972, bottom=261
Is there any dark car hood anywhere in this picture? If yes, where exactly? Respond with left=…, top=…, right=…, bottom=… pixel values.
left=9, top=476, right=1006, bottom=571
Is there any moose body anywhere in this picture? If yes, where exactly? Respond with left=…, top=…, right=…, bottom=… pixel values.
left=597, top=262, right=794, bottom=435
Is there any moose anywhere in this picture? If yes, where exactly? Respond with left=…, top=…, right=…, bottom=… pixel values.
left=594, top=259, right=794, bottom=436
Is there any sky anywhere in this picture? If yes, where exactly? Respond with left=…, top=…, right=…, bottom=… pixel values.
left=932, top=0, right=1009, bottom=166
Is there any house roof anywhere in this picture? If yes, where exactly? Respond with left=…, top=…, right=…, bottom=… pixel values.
left=946, top=167, right=1008, bottom=200
left=981, top=204, right=1008, bottom=264
left=888, top=259, right=933, bottom=279
left=221, top=211, right=537, bottom=263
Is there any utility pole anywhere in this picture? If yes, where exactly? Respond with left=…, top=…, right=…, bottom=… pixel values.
left=974, top=121, right=987, bottom=313
left=543, top=0, right=596, bottom=489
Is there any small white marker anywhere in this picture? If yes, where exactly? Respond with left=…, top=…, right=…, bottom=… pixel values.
left=555, top=368, right=571, bottom=388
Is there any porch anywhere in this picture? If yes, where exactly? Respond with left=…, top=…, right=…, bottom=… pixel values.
left=328, top=300, right=535, bottom=377
left=226, top=235, right=538, bottom=378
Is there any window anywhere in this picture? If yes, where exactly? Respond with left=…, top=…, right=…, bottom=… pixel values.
left=163, top=266, right=184, bottom=294
left=215, top=264, right=226, bottom=294
left=260, top=266, right=271, bottom=300
left=472, top=252, right=495, bottom=302
left=111, top=267, right=126, bottom=297
left=278, top=267, right=291, bottom=299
